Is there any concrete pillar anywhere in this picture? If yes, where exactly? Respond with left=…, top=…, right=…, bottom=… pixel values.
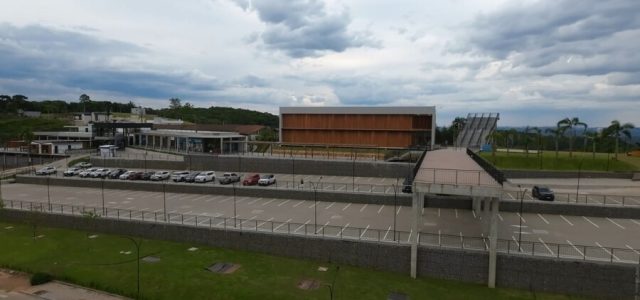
left=220, top=138, right=224, bottom=154
left=410, top=191, right=424, bottom=279
left=488, top=197, right=500, bottom=288
left=483, top=197, right=491, bottom=235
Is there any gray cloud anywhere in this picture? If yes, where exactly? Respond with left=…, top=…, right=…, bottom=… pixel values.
left=233, top=0, right=377, bottom=57
left=453, top=0, right=640, bottom=77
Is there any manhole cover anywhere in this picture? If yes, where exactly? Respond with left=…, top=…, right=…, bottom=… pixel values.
left=142, top=256, right=161, bottom=263
left=297, top=279, right=320, bottom=290
left=388, top=291, right=409, bottom=300
left=206, top=263, right=240, bottom=274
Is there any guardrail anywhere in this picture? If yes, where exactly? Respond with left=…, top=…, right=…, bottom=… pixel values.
left=416, top=168, right=499, bottom=187
left=467, top=148, right=506, bottom=185
left=4, top=199, right=638, bottom=265
left=507, top=190, right=640, bottom=207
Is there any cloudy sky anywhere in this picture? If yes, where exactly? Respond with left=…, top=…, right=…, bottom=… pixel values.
left=1, top=0, right=639, bottom=126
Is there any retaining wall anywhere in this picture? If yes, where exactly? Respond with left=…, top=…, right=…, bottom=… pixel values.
left=504, top=169, right=633, bottom=179
left=91, top=154, right=413, bottom=178
left=0, top=209, right=635, bottom=299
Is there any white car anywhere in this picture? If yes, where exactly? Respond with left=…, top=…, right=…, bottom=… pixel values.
left=194, top=171, right=216, bottom=183
left=63, top=167, right=81, bottom=176
left=171, top=171, right=191, bottom=182
left=258, top=174, right=276, bottom=186
left=73, top=162, right=92, bottom=169
left=150, top=171, right=171, bottom=181
left=90, top=168, right=109, bottom=178
left=119, top=171, right=134, bottom=180
left=79, top=168, right=98, bottom=178
left=35, top=166, right=57, bottom=175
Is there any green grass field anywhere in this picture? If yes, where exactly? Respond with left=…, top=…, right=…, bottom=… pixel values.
left=0, top=221, right=584, bottom=300
left=479, top=150, right=640, bottom=172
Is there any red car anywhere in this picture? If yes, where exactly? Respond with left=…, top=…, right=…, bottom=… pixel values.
left=128, top=171, right=144, bottom=180
left=242, top=173, right=260, bottom=186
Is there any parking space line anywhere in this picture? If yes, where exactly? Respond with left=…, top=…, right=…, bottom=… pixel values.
left=538, top=238, right=554, bottom=256
left=407, top=229, right=412, bottom=243
left=220, top=197, right=233, bottom=203
left=506, top=192, right=515, bottom=200
left=336, top=223, right=350, bottom=237
left=537, top=214, right=550, bottom=225
left=361, top=204, right=369, bottom=212
left=511, top=236, right=520, bottom=249
left=606, top=218, right=625, bottom=229
left=274, top=218, right=293, bottom=231
left=308, top=202, right=316, bottom=209
left=497, top=213, right=503, bottom=222
left=293, top=200, right=304, bottom=207
left=360, top=225, right=370, bottom=238
left=262, top=199, right=275, bottom=206
left=383, top=226, right=392, bottom=240
left=294, top=220, right=310, bottom=232
left=342, top=203, right=351, bottom=211
left=516, top=213, right=526, bottom=223
left=397, top=206, right=401, bottom=215
left=472, top=210, right=476, bottom=218
left=277, top=200, right=290, bottom=207
left=560, top=215, right=574, bottom=226
left=240, top=215, right=257, bottom=225
left=377, top=205, right=385, bottom=214
left=567, top=240, right=584, bottom=257
left=325, top=202, right=336, bottom=209
left=583, top=216, right=600, bottom=228
left=626, top=245, right=640, bottom=255
left=318, top=221, right=330, bottom=232
left=257, top=217, right=274, bottom=227
left=247, top=198, right=260, bottom=205
left=630, top=220, right=640, bottom=227
left=595, top=242, right=620, bottom=261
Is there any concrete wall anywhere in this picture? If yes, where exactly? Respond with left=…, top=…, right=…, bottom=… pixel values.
left=15, top=176, right=412, bottom=206
left=1, top=152, right=65, bottom=169
left=0, top=209, right=636, bottom=299
left=91, top=154, right=414, bottom=179
left=504, top=169, right=633, bottom=179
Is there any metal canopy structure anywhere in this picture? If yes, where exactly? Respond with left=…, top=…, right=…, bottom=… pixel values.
left=410, top=147, right=504, bottom=288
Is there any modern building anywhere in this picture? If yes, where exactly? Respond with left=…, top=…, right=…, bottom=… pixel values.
left=132, top=128, right=247, bottom=154
left=154, top=124, right=268, bottom=141
left=29, top=140, right=84, bottom=154
left=279, top=106, right=436, bottom=148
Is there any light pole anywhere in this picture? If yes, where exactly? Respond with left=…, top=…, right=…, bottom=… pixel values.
left=324, top=265, right=340, bottom=300
left=291, top=155, right=295, bottom=189
left=101, top=177, right=105, bottom=215
left=311, top=176, right=323, bottom=234
left=393, top=177, right=399, bottom=241
left=232, top=181, right=237, bottom=227
left=517, top=185, right=526, bottom=252
left=576, top=159, right=584, bottom=203
left=163, top=183, right=167, bottom=222
left=47, top=176, right=51, bottom=212
left=121, top=236, right=142, bottom=300
left=351, top=158, right=355, bottom=191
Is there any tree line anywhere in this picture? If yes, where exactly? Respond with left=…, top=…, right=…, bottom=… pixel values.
left=0, top=94, right=137, bottom=114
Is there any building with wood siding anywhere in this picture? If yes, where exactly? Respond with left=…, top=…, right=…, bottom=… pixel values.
left=279, top=106, right=435, bottom=148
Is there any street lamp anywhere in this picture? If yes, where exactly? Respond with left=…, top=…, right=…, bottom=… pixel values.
left=47, top=176, right=51, bottom=212
left=324, top=266, right=340, bottom=300
left=576, top=159, right=584, bottom=203
left=232, top=181, right=237, bottom=227
left=121, top=236, right=142, bottom=300
left=517, top=185, right=526, bottom=252
left=311, top=176, right=323, bottom=234
left=393, top=177, right=399, bottom=241
left=291, top=155, right=295, bottom=189
left=163, top=182, right=167, bottom=222
left=101, top=176, right=105, bottom=216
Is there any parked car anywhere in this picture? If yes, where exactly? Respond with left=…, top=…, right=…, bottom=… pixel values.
left=184, top=172, right=201, bottom=183
left=242, top=173, right=260, bottom=186
left=79, top=168, right=98, bottom=178
left=35, top=166, right=57, bottom=175
left=219, top=173, right=240, bottom=184
left=150, top=171, right=171, bottom=181
left=142, top=171, right=155, bottom=180
left=258, top=174, right=276, bottom=186
left=97, top=168, right=112, bottom=178
left=108, top=169, right=127, bottom=179
left=194, top=171, right=216, bottom=183
left=73, top=162, right=92, bottom=169
left=63, top=167, right=81, bottom=177
left=90, top=168, right=109, bottom=178
left=402, top=176, right=413, bottom=194
left=171, top=171, right=191, bottom=182
left=119, top=171, right=134, bottom=180
left=532, top=186, right=555, bottom=201
left=128, top=171, right=144, bottom=180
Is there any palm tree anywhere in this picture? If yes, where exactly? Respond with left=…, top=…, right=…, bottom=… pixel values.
left=489, top=130, right=503, bottom=163
left=558, top=117, right=588, bottom=158
left=605, top=120, right=635, bottom=160
left=505, top=129, right=518, bottom=156
left=584, top=131, right=602, bottom=159
left=545, top=127, right=565, bottom=159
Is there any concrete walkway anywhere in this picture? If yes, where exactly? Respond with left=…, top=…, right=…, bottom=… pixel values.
left=415, top=148, right=499, bottom=187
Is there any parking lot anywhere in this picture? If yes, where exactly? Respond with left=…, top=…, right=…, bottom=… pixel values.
left=3, top=183, right=640, bottom=255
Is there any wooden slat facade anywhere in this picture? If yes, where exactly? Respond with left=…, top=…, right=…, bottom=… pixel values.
left=281, top=114, right=432, bottom=147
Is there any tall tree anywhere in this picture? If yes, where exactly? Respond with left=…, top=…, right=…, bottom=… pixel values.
left=605, top=120, right=635, bottom=160
left=584, top=131, right=602, bottom=159
left=169, top=98, right=182, bottom=110
left=79, top=94, right=91, bottom=113
left=557, top=117, right=587, bottom=158
left=545, top=126, right=565, bottom=159
left=489, top=130, right=503, bottom=163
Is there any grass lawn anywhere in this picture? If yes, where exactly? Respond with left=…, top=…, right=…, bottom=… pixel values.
left=0, top=221, right=584, bottom=300
left=479, top=150, right=639, bottom=172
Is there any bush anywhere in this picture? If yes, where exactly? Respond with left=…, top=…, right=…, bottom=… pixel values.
left=30, top=272, right=53, bottom=285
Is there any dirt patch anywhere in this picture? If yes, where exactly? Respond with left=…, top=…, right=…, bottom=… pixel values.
left=0, top=269, right=31, bottom=292
left=206, top=263, right=240, bottom=274
left=297, top=279, right=320, bottom=290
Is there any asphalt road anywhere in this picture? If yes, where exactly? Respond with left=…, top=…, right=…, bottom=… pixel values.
left=3, top=183, right=639, bottom=256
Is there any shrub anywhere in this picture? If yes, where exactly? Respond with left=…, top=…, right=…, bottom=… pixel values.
left=30, top=272, right=53, bottom=285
